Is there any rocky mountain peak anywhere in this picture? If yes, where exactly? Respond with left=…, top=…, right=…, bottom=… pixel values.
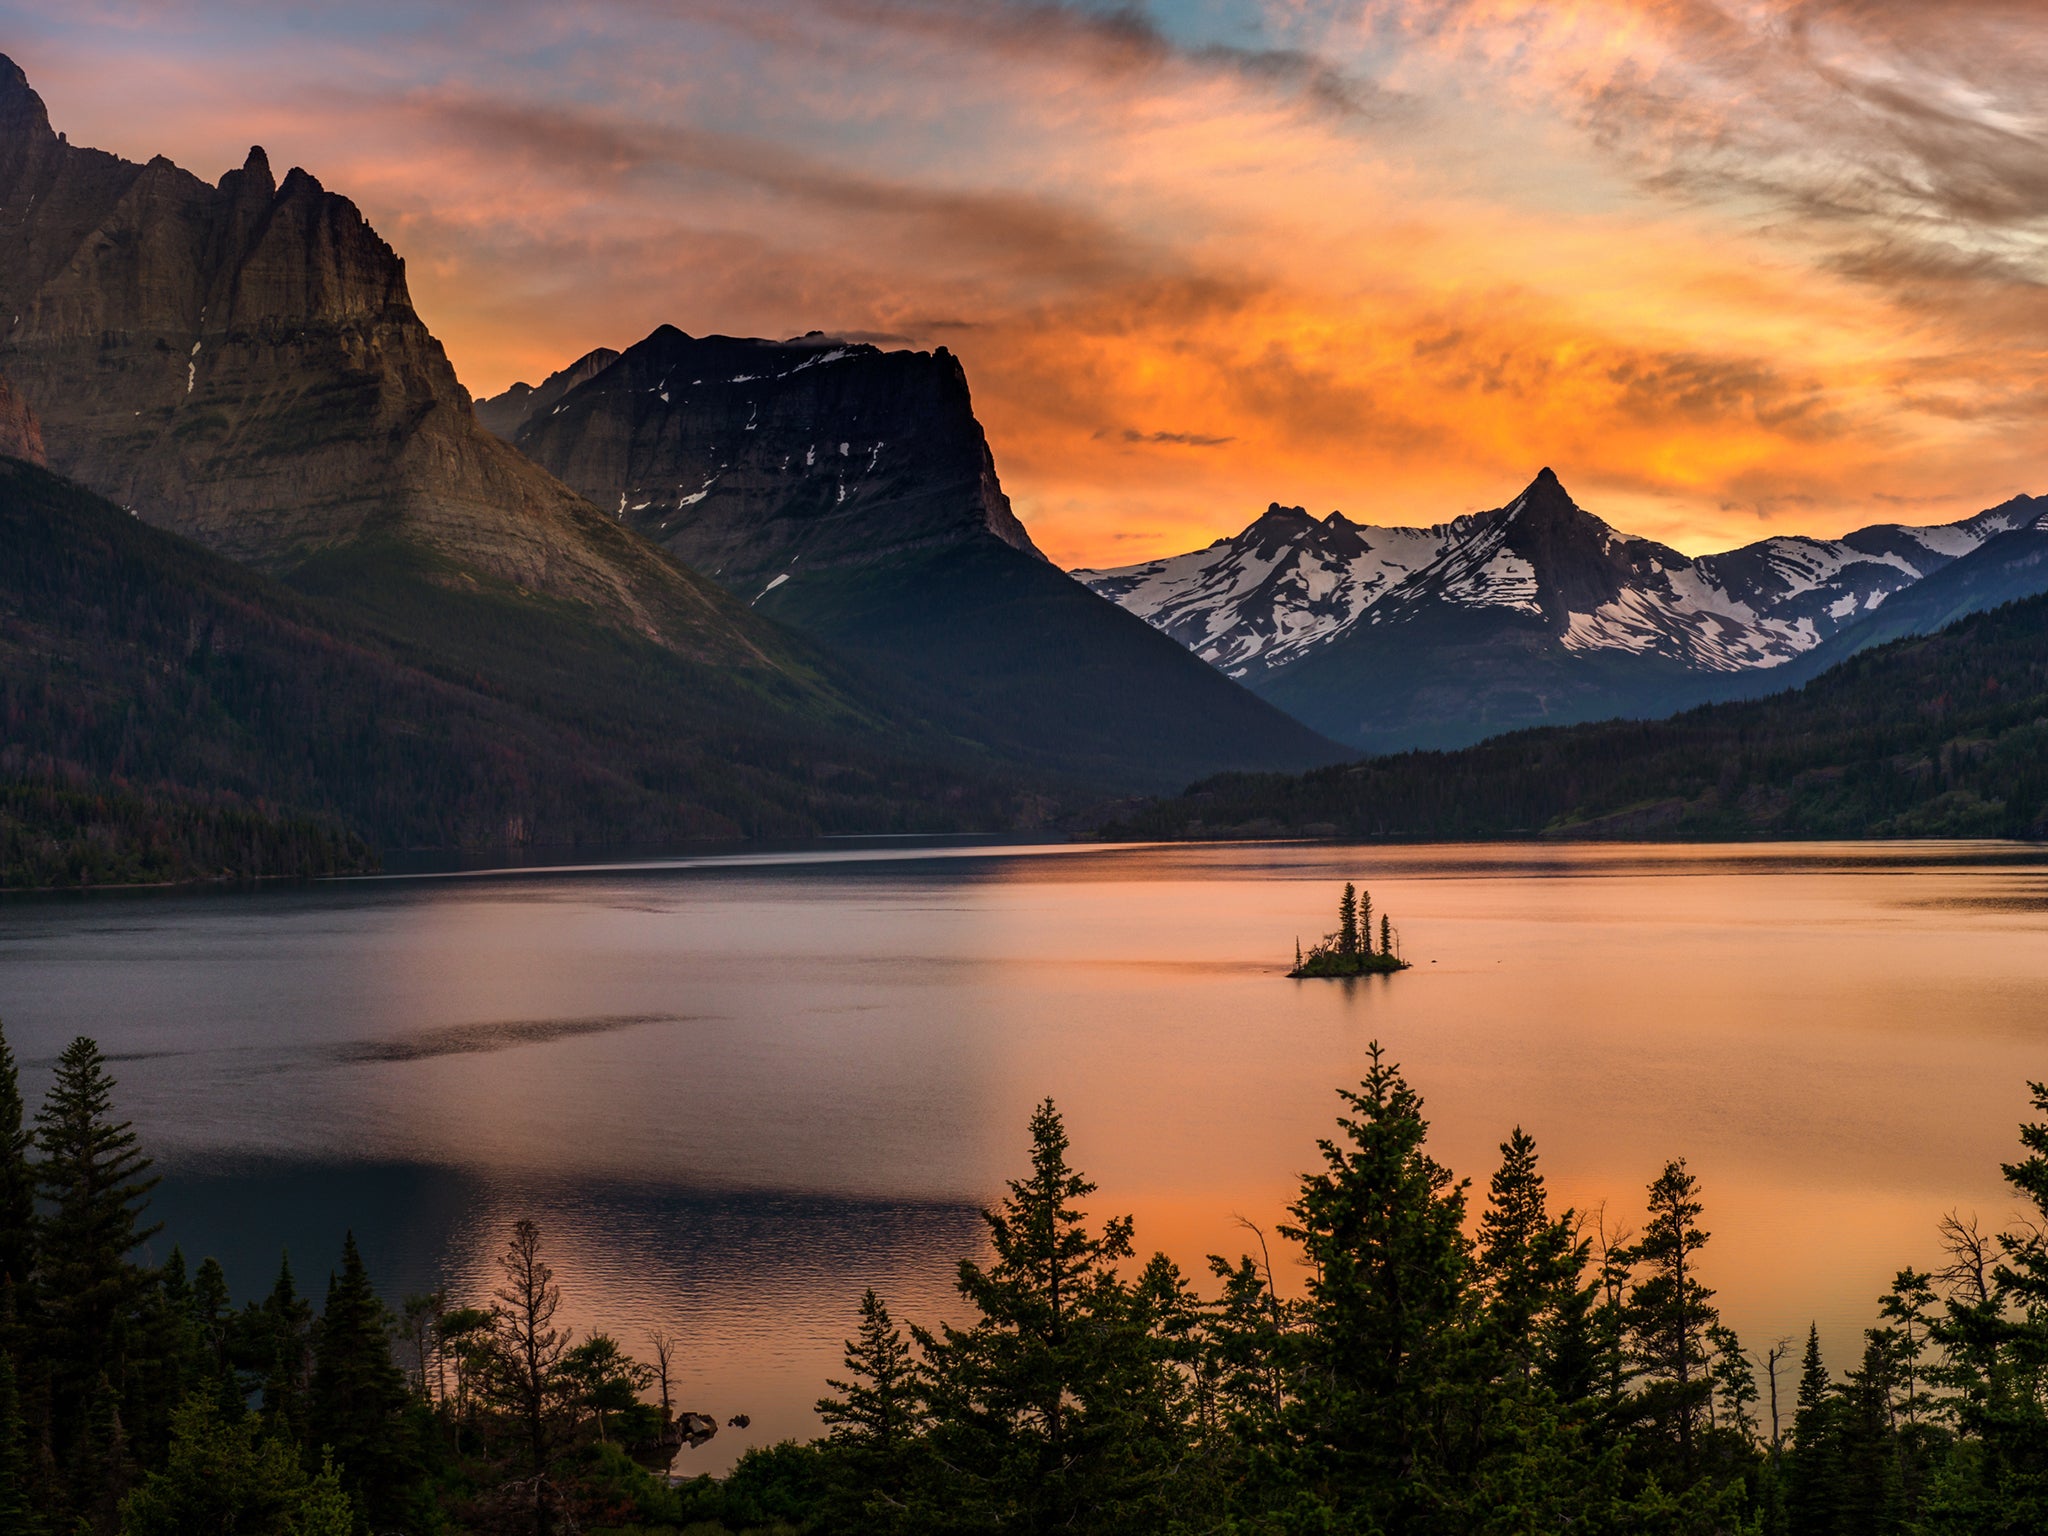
left=497, top=324, right=1046, bottom=593
left=220, top=144, right=275, bottom=199
left=0, top=55, right=49, bottom=142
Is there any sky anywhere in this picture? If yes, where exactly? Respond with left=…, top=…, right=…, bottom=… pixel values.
left=8, top=0, right=2048, bottom=567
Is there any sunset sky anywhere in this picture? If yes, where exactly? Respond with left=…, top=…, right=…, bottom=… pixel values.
left=10, top=0, right=2047, bottom=567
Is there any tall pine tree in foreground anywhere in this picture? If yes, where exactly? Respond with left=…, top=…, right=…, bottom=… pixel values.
left=33, top=1035, right=160, bottom=1513
left=1279, top=1044, right=1474, bottom=1534
left=917, top=1098, right=1195, bottom=1534
left=309, top=1231, right=417, bottom=1526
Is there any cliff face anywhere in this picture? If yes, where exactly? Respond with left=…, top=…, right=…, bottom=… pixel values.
left=484, top=327, right=1043, bottom=598
left=0, top=374, right=44, bottom=464
left=0, top=58, right=762, bottom=661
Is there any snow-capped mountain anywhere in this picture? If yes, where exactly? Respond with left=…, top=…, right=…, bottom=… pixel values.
left=1079, top=469, right=2035, bottom=680
left=1077, top=469, right=2046, bottom=751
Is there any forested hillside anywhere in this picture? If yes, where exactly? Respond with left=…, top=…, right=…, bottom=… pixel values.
left=0, top=458, right=1044, bottom=886
left=1105, top=593, right=2048, bottom=842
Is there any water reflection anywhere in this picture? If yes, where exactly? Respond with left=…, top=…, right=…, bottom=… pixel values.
left=5, top=839, right=2047, bottom=1470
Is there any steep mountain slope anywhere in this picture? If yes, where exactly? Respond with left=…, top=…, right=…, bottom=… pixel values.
left=1105, top=588, right=2048, bottom=844
left=490, top=328, right=1343, bottom=790
left=0, top=455, right=1049, bottom=885
left=0, top=57, right=783, bottom=666
left=1781, top=500, right=2048, bottom=672
left=1080, top=470, right=2038, bottom=751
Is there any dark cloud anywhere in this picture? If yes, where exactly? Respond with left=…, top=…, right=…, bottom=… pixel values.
left=1114, top=427, right=1237, bottom=447
left=788, top=0, right=1399, bottom=122
left=382, top=89, right=1152, bottom=290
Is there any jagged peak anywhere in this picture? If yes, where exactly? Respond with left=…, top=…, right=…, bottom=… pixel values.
left=277, top=164, right=325, bottom=199
left=0, top=55, right=51, bottom=142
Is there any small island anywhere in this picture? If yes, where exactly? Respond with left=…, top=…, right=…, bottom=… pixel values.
left=1291, top=881, right=1411, bottom=977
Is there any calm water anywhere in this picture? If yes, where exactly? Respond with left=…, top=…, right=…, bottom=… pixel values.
left=4, top=839, right=2047, bottom=1471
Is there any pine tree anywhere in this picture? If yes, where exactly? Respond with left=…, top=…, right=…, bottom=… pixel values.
left=1358, top=889, right=1372, bottom=953
left=308, top=1232, right=415, bottom=1526
left=916, top=1099, right=1188, bottom=1533
left=32, top=1035, right=160, bottom=1480
left=1279, top=1043, right=1474, bottom=1529
left=820, top=1289, right=920, bottom=1453
left=1337, top=884, right=1359, bottom=956
left=0, top=1019, right=34, bottom=1292
left=1622, top=1158, right=1720, bottom=1482
left=1380, top=912, right=1393, bottom=958
left=1476, top=1126, right=1584, bottom=1383
left=1787, top=1324, right=1837, bottom=1532
left=253, top=1253, right=313, bottom=1444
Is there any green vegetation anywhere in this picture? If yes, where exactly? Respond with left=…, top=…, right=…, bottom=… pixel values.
left=0, top=457, right=1058, bottom=887
left=8, top=1006, right=2048, bottom=1534
left=1105, top=591, right=2048, bottom=843
left=1290, top=880, right=1410, bottom=976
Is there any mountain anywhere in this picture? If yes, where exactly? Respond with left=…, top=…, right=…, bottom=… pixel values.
left=487, top=327, right=1343, bottom=790
left=0, top=455, right=1056, bottom=886
left=1782, top=499, right=2048, bottom=671
left=0, top=56, right=782, bottom=665
left=1078, top=469, right=2039, bottom=751
left=1103, top=586, right=2048, bottom=844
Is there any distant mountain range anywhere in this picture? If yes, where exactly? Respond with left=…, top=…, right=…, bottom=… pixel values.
left=1102, top=585, right=2048, bottom=844
left=482, top=327, right=1340, bottom=789
left=1078, top=469, right=2048, bottom=752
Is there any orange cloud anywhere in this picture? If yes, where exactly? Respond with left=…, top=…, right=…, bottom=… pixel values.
left=10, top=0, right=2048, bottom=567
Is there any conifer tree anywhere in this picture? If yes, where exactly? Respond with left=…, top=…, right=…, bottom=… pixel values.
left=32, top=1035, right=159, bottom=1484
left=1622, top=1158, right=1720, bottom=1480
left=1337, top=884, right=1359, bottom=956
left=1380, top=913, right=1393, bottom=958
left=1359, top=889, right=1372, bottom=953
left=308, top=1232, right=415, bottom=1525
left=0, top=1020, right=34, bottom=1292
left=917, top=1099, right=1188, bottom=1533
left=1787, top=1324, right=1837, bottom=1531
left=1477, top=1127, right=1584, bottom=1383
left=1279, top=1043, right=1474, bottom=1529
left=820, top=1289, right=920, bottom=1452
left=253, top=1254, right=313, bottom=1444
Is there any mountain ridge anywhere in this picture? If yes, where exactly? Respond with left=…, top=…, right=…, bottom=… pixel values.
left=1078, top=469, right=2045, bottom=750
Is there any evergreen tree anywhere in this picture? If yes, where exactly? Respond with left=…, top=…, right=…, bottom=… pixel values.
left=1359, top=889, right=1372, bottom=953
left=917, top=1098, right=1193, bottom=1533
left=308, top=1232, right=416, bottom=1525
left=251, top=1254, right=313, bottom=1444
left=0, top=1019, right=34, bottom=1292
left=1622, top=1158, right=1719, bottom=1482
left=32, top=1035, right=159, bottom=1495
left=1380, top=912, right=1393, bottom=958
left=1787, top=1324, right=1838, bottom=1532
left=820, top=1289, right=921, bottom=1453
left=1476, top=1127, right=1583, bottom=1383
left=1337, top=884, right=1360, bottom=956
left=1278, top=1043, right=1474, bottom=1532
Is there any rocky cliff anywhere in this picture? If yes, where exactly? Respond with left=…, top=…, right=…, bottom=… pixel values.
left=0, top=58, right=764, bottom=661
left=482, top=327, right=1044, bottom=598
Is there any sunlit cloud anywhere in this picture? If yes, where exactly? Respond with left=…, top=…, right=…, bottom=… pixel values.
left=2, top=0, right=2044, bottom=564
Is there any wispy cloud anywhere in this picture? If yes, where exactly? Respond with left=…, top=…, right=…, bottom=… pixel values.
left=5, top=0, right=2046, bottom=563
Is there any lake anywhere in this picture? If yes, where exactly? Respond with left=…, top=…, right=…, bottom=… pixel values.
left=4, top=838, right=2046, bottom=1472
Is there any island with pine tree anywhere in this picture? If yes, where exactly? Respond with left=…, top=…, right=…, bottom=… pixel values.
left=1291, top=882, right=1411, bottom=977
